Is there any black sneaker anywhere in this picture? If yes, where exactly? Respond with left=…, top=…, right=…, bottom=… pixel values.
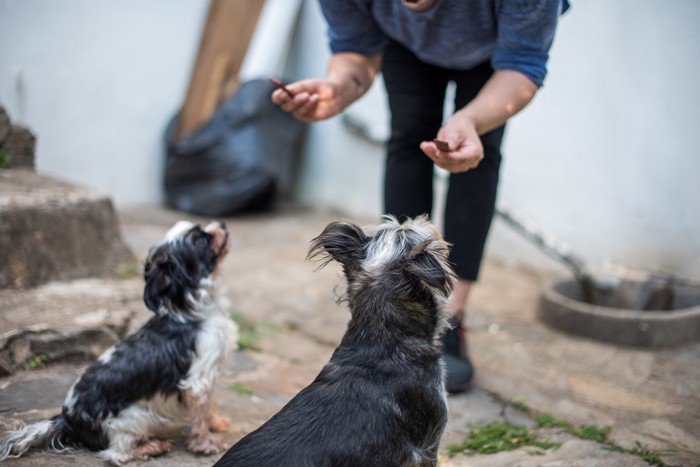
left=441, top=317, right=473, bottom=393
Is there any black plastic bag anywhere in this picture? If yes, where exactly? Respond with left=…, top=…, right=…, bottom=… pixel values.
left=164, top=79, right=306, bottom=216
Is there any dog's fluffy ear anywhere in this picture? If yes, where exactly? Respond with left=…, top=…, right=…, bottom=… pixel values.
left=143, top=247, right=194, bottom=313
left=143, top=248, right=172, bottom=312
left=307, top=221, right=367, bottom=272
left=405, top=239, right=454, bottom=299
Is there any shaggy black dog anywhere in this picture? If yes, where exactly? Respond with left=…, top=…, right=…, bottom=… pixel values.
left=215, top=215, right=455, bottom=467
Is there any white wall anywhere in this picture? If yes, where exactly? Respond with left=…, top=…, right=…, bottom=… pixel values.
left=495, top=0, right=700, bottom=279
left=2, top=0, right=698, bottom=281
left=0, top=0, right=207, bottom=205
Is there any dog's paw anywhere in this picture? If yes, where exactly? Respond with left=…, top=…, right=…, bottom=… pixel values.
left=187, top=434, right=227, bottom=455
left=209, top=413, right=231, bottom=433
left=133, top=439, right=173, bottom=459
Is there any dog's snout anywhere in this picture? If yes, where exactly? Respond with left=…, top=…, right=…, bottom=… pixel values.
left=204, top=221, right=230, bottom=259
left=204, top=221, right=227, bottom=234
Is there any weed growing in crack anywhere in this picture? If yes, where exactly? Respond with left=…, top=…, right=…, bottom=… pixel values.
left=0, top=149, right=10, bottom=169
left=25, top=354, right=48, bottom=371
left=460, top=396, right=678, bottom=466
left=229, top=384, right=255, bottom=396
left=229, top=310, right=261, bottom=351
left=535, top=412, right=611, bottom=443
left=446, top=422, right=561, bottom=457
left=605, top=441, right=677, bottom=467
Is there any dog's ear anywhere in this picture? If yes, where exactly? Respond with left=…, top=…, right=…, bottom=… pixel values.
left=405, top=239, right=454, bottom=298
left=143, top=248, right=171, bottom=312
left=307, top=221, right=367, bottom=272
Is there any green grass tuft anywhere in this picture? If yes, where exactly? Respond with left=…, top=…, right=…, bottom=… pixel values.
left=573, top=424, right=612, bottom=443
left=510, top=397, right=531, bottom=413
left=0, top=149, right=10, bottom=169
left=230, top=310, right=261, bottom=351
left=488, top=403, right=676, bottom=467
left=535, top=412, right=610, bottom=442
left=229, top=384, right=255, bottom=395
left=114, top=262, right=139, bottom=280
left=446, top=422, right=561, bottom=457
left=535, top=412, right=572, bottom=429
left=606, top=441, right=676, bottom=467
left=25, top=354, right=48, bottom=371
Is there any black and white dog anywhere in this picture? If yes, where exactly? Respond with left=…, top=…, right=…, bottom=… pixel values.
left=214, top=215, right=456, bottom=467
left=0, top=220, right=238, bottom=465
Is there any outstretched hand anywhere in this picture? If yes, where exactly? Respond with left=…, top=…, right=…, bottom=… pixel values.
left=420, top=114, right=484, bottom=173
left=270, top=79, right=346, bottom=123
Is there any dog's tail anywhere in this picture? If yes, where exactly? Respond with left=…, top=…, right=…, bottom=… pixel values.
left=0, top=415, right=71, bottom=460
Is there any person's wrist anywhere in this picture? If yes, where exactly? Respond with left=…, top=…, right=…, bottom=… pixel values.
left=349, top=75, right=365, bottom=98
left=328, top=74, right=364, bottom=109
left=340, top=76, right=364, bottom=107
left=452, top=108, right=482, bottom=135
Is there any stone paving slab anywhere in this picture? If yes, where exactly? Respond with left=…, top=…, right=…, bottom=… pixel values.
left=0, top=206, right=697, bottom=466
left=0, top=277, right=142, bottom=375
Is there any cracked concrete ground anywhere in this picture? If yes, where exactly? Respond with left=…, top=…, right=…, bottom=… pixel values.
left=1, top=206, right=698, bottom=466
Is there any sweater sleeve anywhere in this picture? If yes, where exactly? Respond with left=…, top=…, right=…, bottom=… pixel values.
left=318, top=0, right=387, bottom=56
left=492, top=0, right=564, bottom=86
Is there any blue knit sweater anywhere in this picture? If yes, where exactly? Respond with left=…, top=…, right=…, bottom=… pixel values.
left=319, top=0, right=568, bottom=86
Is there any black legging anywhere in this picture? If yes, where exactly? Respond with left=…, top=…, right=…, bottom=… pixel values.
left=382, top=39, right=505, bottom=281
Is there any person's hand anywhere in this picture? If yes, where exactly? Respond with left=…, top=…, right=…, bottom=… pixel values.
left=419, top=113, right=484, bottom=173
left=271, top=78, right=346, bottom=123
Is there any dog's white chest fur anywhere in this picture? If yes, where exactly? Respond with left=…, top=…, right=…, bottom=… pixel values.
left=181, top=313, right=239, bottom=396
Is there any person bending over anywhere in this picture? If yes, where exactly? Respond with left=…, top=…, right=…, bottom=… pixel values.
left=272, top=0, right=568, bottom=392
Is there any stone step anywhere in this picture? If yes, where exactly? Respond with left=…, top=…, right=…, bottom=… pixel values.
left=0, top=169, right=136, bottom=289
left=0, top=277, right=148, bottom=376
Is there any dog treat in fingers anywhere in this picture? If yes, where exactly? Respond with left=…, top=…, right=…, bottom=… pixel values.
left=268, top=77, right=295, bottom=98
left=434, top=139, right=452, bottom=152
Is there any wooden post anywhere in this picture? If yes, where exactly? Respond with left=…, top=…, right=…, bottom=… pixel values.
left=177, top=0, right=266, bottom=139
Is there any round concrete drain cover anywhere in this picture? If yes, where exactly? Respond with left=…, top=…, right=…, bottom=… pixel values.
left=538, top=278, right=700, bottom=347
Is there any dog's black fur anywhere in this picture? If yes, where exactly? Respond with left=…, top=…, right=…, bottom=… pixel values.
left=215, top=215, right=455, bottom=467
left=0, top=221, right=238, bottom=465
